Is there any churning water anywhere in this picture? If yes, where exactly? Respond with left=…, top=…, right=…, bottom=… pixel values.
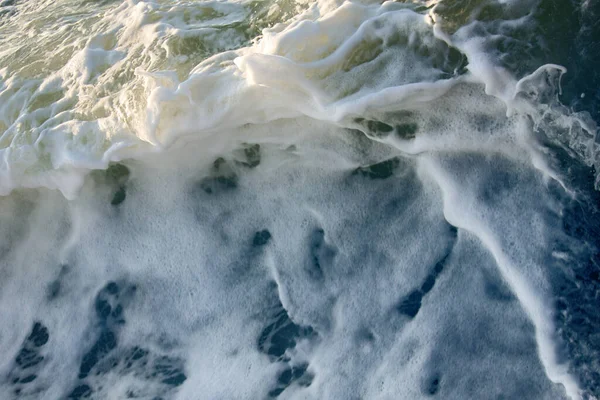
left=0, top=0, right=599, bottom=399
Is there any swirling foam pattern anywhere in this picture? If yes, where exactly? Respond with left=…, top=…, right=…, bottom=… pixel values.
left=0, top=0, right=598, bottom=399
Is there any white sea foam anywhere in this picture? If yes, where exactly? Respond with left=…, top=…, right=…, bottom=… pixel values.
left=0, top=0, right=596, bottom=399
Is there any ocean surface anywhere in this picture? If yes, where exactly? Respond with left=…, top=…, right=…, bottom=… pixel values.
left=0, top=0, right=599, bottom=399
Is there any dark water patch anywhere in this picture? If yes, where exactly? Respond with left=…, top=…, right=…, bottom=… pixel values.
left=353, top=158, right=400, bottom=180
left=7, top=321, right=50, bottom=394
left=82, top=343, right=187, bottom=394
left=433, top=0, right=541, bottom=80
left=47, top=265, right=70, bottom=300
left=366, top=120, right=394, bottom=136
left=268, top=363, right=310, bottom=397
left=124, top=346, right=149, bottom=369
left=91, top=163, right=131, bottom=206
left=308, top=229, right=325, bottom=281
left=420, top=273, right=436, bottom=294
left=198, top=157, right=239, bottom=194
left=219, top=228, right=278, bottom=286
left=95, top=299, right=112, bottom=320
left=354, top=118, right=419, bottom=140
left=435, top=0, right=600, bottom=120
left=353, top=118, right=393, bottom=138
left=396, top=224, right=457, bottom=319
left=46, top=272, right=62, bottom=300
left=19, top=374, right=37, bottom=383
left=94, top=280, right=135, bottom=326
left=68, top=384, right=93, bottom=399
left=562, top=199, right=600, bottom=242
left=13, top=321, right=50, bottom=369
left=0, top=6, right=15, bottom=18
left=111, top=186, right=127, bottom=206
left=15, top=348, right=44, bottom=370
left=534, top=0, right=600, bottom=120
left=542, top=144, right=600, bottom=398
left=77, top=280, right=137, bottom=381
left=354, top=328, right=375, bottom=347
left=397, top=290, right=423, bottom=318
left=552, top=250, right=600, bottom=395
left=106, top=164, right=130, bottom=185
left=396, top=123, right=418, bottom=140
left=258, top=306, right=314, bottom=360
left=258, top=286, right=317, bottom=397
left=78, top=329, right=118, bottom=379
left=72, top=339, right=188, bottom=397
left=238, top=143, right=261, bottom=168
left=423, top=372, right=441, bottom=396
left=253, top=229, right=271, bottom=247
left=307, top=228, right=337, bottom=282
left=28, top=322, right=49, bottom=347
left=151, top=356, right=187, bottom=387
left=434, top=0, right=515, bottom=34
left=0, top=0, right=15, bottom=19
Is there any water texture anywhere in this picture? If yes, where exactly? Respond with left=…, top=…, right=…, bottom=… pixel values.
left=0, top=1, right=598, bottom=399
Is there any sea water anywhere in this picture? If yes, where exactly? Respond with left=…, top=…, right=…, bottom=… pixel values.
left=0, top=0, right=599, bottom=399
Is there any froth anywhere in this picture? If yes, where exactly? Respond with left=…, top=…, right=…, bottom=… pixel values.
left=0, top=0, right=597, bottom=399
left=0, top=114, right=580, bottom=398
left=0, top=0, right=596, bottom=196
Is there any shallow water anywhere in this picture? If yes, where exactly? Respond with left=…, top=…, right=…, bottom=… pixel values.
left=0, top=0, right=599, bottom=399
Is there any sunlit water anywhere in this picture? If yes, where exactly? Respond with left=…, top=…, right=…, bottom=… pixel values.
left=0, top=0, right=599, bottom=399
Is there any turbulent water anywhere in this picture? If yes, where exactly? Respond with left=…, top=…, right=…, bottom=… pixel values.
left=0, top=0, right=599, bottom=399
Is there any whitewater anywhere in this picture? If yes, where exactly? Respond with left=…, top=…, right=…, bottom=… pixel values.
left=0, top=0, right=599, bottom=399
